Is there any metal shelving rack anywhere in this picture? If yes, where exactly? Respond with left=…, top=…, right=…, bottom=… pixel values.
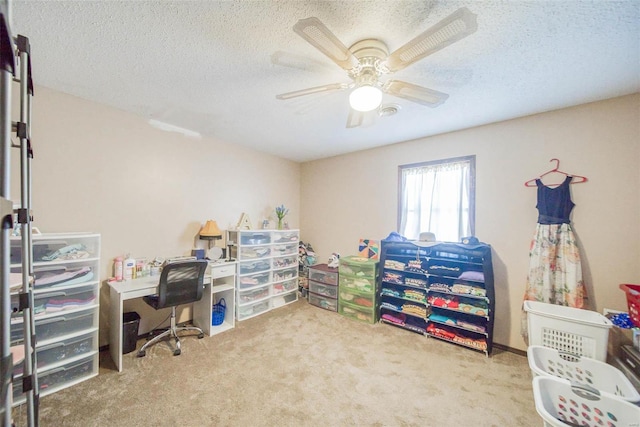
left=1, top=1, right=39, bottom=425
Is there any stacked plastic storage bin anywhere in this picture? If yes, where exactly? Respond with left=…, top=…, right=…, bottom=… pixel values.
left=528, top=345, right=640, bottom=402
left=532, top=376, right=640, bottom=427
left=524, top=301, right=640, bottom=426
left=338, top=256, right=379, bottom=323
left=524, top=301, right=613, bottom=361
left=307, top=263, right=339, bottom=312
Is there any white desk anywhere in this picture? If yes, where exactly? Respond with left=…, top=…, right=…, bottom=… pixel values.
left=108, top=261, right=237, bottom=372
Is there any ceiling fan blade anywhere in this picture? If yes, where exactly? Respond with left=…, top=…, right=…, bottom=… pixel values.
left=276, top=83, right=348, bottom=100
left=382, top=7, right=477, bottom=73
left=293, top=17, right=360, bottom=72
left=383, top=80, right=449, bottom=107
left=346, top=109, right=364, bottom=128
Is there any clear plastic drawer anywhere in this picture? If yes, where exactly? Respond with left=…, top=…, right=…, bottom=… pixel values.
left=238, top=271, right=271, bottom=290
left=238, top=284, right=270, bottom=305
left=339, top=256, right=378, bottom=278
left=272, top=255, right=297, bottom=270
left=272, top=242, right=297, bottom=257
left=36, top=331, right=95, bottom=370
left=271, top=230, right=299, bottom=244
left=308, top=266, right=338, bottom=286
left=239, top=231, right=271, bottom=246
left=339, top=303, right=377, bottom=324
left=309, top=281, right=338, bottom=299
left=12, top=261, right=98, bottom=292
left=237, top=300, right=270, bottom=321
left=35, top=284, right=97, bottom=314
left=13, top=353, right=96, bottom=400
left=272, top=267, right=297, bottom=282
left=11, top=308, right=96, bottom=345
left=239, top=259, right=271, bottom=275
left=11, top=233, right=100, bottom=266
left=238, top=245, right=271, bottom=259
left=271, top=291, right=297, bottom=308
left=339, top=275, right=376, bottom=294
left=309, top=293, right=338, bottom=312
left=272, top=278, right=298, bottom=295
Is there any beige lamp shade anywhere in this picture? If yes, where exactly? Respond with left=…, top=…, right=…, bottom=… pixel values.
left=199, top=220, right=222, bottom=240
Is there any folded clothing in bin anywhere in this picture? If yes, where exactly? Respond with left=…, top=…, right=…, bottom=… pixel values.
left=528, top=345, right=640, bottom=403
left=532, top=376, right=640, bottom=427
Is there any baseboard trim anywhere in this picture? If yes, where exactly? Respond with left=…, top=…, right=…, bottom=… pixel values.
left=494, top=342, right=527, bottom=357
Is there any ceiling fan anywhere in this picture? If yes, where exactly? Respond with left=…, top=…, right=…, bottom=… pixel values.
left=276, top=7, right=477, bottom=128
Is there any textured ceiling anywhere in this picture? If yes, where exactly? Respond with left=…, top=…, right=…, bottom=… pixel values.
left=9, top=0, right=640, bottom=162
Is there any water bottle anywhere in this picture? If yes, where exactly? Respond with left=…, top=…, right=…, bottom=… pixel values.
left=114, top=256, right=123, bottom=281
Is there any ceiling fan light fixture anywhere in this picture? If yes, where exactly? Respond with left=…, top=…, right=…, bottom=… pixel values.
left=349, top=85, right=382, bottom=112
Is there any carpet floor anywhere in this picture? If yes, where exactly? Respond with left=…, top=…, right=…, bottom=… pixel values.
left=13, top=298, right=540, bottom=426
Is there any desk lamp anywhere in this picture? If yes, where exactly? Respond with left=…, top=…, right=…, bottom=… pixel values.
left=199, top=220, right=223, bottom=260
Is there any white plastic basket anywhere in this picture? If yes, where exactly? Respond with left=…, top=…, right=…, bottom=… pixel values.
left=524, top=301, right=612, bottom=362
left=528, top=345, right=640, bottom=403
left=532, top=376, right=640, bottom=427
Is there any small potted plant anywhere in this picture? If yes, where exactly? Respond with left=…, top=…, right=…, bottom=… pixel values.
left=275, top=204, right=289, bottom=230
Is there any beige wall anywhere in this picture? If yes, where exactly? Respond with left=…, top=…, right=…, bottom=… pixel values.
left=10, top=86, right=301, bottom=345
left=10, top=87, right=639, bottom=352
left=300, top=93, right=640, bottom=351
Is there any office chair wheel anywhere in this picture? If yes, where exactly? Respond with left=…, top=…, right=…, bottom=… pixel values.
left=137, top=350, right=146, bottom=358
left=198, top=333, right=204, bottom=339
left=173, top=349, right=181, bottom=356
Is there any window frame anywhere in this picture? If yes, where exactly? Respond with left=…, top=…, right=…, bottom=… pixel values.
left=397, top=155, right=476, bottom=240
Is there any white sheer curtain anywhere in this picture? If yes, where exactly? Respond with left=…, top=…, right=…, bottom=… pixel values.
left=400, top=160, right=472, bottom=242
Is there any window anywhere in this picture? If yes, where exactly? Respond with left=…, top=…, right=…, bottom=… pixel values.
left=398, top=155, right=475, bottom=242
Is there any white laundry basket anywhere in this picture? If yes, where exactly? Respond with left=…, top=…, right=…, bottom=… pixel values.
left=532, top=376, right=640, bottom=427
left=527, top=345, right=640, bottom=403
left=524, top=301, right=612, bottom=361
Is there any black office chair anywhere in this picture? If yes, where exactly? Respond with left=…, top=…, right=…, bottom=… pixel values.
left=137, top=260, right=208, bottom=357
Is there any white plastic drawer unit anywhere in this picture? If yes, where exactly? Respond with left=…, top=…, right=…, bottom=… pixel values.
left=231, top=229, right=300, bottom=321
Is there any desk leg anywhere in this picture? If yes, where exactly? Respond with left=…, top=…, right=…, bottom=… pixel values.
left=109, top=287, right=124, bottom=372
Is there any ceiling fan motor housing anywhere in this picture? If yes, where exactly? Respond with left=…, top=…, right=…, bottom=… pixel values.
left=348, top=39, right=389, bottom=86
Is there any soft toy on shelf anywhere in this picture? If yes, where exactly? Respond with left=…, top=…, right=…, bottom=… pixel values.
left=328, top=252, right=340, bottom=268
